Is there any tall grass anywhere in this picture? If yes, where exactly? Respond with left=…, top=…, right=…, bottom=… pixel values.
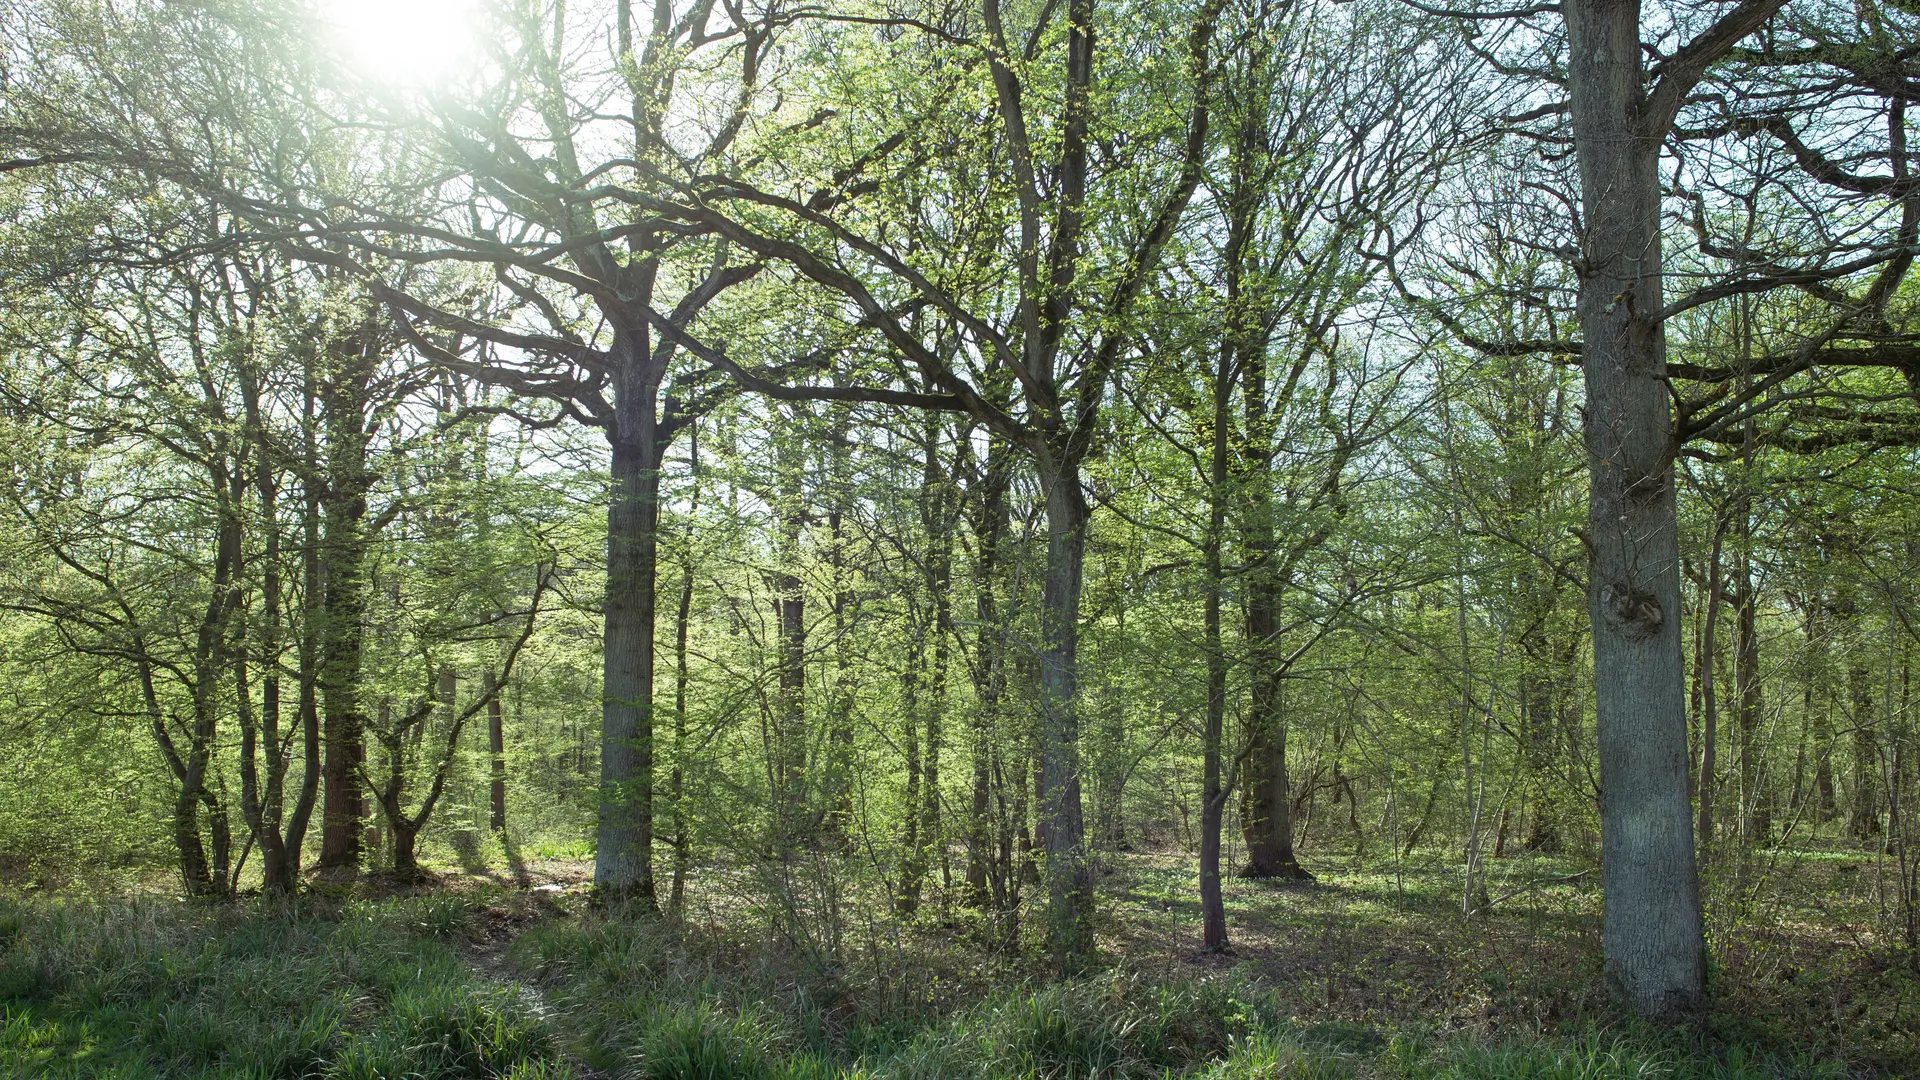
left=0, top=893, right=1870, bottom=1079
left=0, top=895, right=568, bottom=1079
left=506, top=914, right=1854, bottom=1079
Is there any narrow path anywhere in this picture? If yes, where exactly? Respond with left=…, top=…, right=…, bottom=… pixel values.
left=458, top=890, right=611, bottom=1080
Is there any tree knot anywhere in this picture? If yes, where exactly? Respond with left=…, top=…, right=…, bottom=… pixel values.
left=1599, top=580, right=1662, bottom=641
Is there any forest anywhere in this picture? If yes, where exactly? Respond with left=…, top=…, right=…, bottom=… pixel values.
left=0, top=0, right=1917, bottom=1075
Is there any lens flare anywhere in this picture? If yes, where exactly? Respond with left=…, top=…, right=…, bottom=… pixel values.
left=324, top=0, right=480, bottom=86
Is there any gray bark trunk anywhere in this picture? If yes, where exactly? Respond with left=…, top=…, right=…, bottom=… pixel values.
left=1038, top=461, right=1092, bottom=965
left=1565, top=0, right=1705, bottom=1016
left=488, top=671, right=507, bottom=835
left=596, top=324, right=662, bottom=907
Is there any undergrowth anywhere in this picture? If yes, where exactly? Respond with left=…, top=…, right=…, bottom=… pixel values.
left=0, top=880, right=1894, bottom=1079
left=507, top=913, right=1865, bottom=1080
left=0, top=892, right=563, bottom=1078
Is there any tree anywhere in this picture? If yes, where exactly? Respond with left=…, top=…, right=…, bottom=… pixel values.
left=656, top=0, right=1229, bottom=964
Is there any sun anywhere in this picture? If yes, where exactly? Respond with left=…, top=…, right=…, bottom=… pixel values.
left=322, top=0, right=482, bottom=86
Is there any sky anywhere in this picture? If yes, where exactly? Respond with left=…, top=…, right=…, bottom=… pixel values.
left=324, top=0, right=481, bottom=86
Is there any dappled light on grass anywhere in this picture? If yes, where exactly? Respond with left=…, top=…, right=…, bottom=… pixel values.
left=0, top=849, right=1904, bottom=1076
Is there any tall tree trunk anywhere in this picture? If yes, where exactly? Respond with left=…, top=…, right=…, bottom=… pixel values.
left=966, top=434, right=1012, bottom=912
left=172, top=788, right=214, bottom=896
left=668, top=555, right=695, bottom=917
left=596, top=324, right=663, bottom=907
left=1522, top=653, right=1563, bottom=852
left=824, top=419, right=857, bottom=850
left=1235, top=324, right=1309, bottom=881
left=316, top=343, right=377, bottom=870
left=1037, top=458, right=1092, bottom=966
left=1565, top=0, right=1705, bottom=1015
left=288, top=427, right=325, bottom=881
left=899, top=613, right=926, bottom=913
left=1697, top=526, right=1725, bottom=848
left=667, top=427, right=702, bottom=917
left=1850, top=659, right=1883, bottom=843
left=1201, top=341, right=1232, bottom=950
left=923, top=419, right=954, bottom=896
left=1801, top=593, right=1836, bottom=829
left=771, top=413, right=809, bottom=843
left=488, top=671, right=507, bottom=835
left=900, top=418, right=957, bottom=914
left=1734, top=553, right=1766, bottom=842
left=235, top=389, right=303, bottom=894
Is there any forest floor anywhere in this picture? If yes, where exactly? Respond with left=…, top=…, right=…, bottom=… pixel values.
left=0, top=847, right=1914, bottom=1078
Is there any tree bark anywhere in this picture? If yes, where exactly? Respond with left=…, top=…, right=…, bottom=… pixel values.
left=900, top=415, right=954, bottom=912
left=1201, top=337, right=1232, bottom=950
left=1697, top=526, right=1725, bottom=848
left=769, top=411, right=809, bottom=844
left=1850, top=659, right=1883, bottom=842
left=488, top=671, right=507, bottom=835
left=1734, top=553, right=1766, bottom=842
left=234, top=375, right=313, bottom=895
left=316, top=333, right=379, bottom=871
left=1564, top=0, right=1705, bottom=1015
left=668, top=430, right=700, bottom=918
left=1038, top=459, right=1093, bottom=965
left=965, top=431, right=1012, bottom=915
left=596, top=324, right=663, bottom=907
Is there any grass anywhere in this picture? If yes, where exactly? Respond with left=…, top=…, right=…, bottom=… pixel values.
left=503, top=897, right=1872, bottom=1078
left=0, top=848, right=1910, bottom=1078
left=0, top=892, right=569, bottom=1078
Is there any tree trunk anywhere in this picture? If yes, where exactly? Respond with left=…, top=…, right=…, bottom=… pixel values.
left=771, top=415, right=809, bottom=842
left=668, top=427, right=701, bottom=918
left=1850, top=660, right=1883, bottom=842
left=898, top=618, right=926, bottom=913
left=596, top=323, right=663, bottom=907
left=1201, top=340, right=1232, bottom=949
left=894, top=417, right=958, bottom=913
left=1237, top=464, right=1307, bottom=879
left=1734, top=556, right=1766, bottom=843
left=669, top=516, right=696, bottom=919
left=1037, top=459, right=1093, bottom=966
left=922, top=421, right=953, bottom=895
left=1803, top=594, right=1836, bottom=827
left=1697, top=528, right=1725, bottom=848
left=488, top=671, right=507, bottom=835
left=390, top=815, right=419, bottom=876
left=173, top=789, right=215, bottom=896
left=965, top=434, right=1012, bottom=911
left=1565, top=0, right=1704, bottom=1015
left=824, top=431, right=857, bottom=851
left=1522, top=657, right=1563, bottom=852
left=288, top=450, right=325, bottom=881
left=316, top=498, right=372, bottom=868
left=315, top=330, right=380, bottom=872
